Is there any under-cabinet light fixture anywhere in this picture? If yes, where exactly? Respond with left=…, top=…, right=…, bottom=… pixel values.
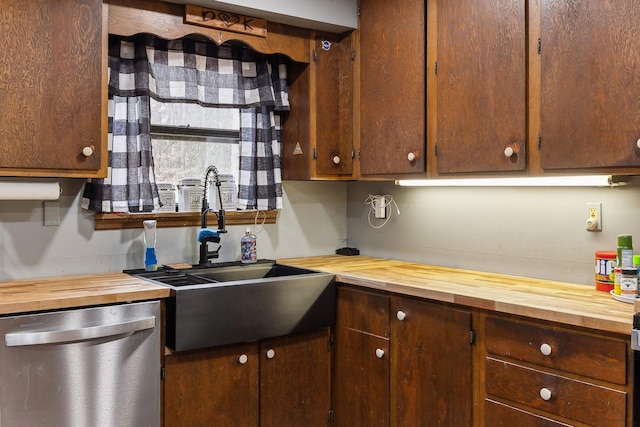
left=395, top=175, right=629, bottom=187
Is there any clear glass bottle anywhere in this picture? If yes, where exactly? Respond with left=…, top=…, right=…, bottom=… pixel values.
left=241, top=228, right=257, bottom=264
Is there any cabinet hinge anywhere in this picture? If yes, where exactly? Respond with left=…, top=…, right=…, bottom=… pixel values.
left=328, top=408, right=335, bottom=422
left=328, top=332, right=334, bottom=352
left=351, top=50, right=356, bottom=62
left=160, top=367, right=165, bottom=381
left=357, top=149, right=361, bottom=160
left=537, top=38, right=541, bottom=54
left=470, top=329, right=476, bottom=345
left=537, top=134, right=542, bottom=150
left=434, top=144, right=438, bottom=157
left=351, top=148, right=356, bottom=159
left=434, top=61, right=438, bottom=76
left=312, top=50, right=318, bottom=62
left=313, top=147, right=318, bottom=159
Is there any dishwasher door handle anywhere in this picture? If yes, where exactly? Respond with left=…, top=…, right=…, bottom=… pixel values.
left=5, top=316, right=156, bottom=347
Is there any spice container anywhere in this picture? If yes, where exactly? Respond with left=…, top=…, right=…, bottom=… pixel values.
left=620, top=267, right=638, bottom=298
left=156, top=182, right=176, bottom=212
left=178, top=177, right=204, bottom=212
left=617, top=234, right=634, bottom=268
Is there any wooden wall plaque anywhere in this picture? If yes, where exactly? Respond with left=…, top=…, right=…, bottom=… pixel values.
left=185, top=5, right=267, bottom=38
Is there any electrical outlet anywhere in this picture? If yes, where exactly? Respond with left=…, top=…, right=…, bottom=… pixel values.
left=586, top=202, right=601, bottom=231
left=374, top=196, right=387, bottom=219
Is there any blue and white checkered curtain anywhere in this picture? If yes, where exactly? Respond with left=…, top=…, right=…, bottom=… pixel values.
left=82, top=34, right=289, bottom=213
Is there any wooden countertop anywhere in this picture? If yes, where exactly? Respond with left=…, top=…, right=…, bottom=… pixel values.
left=278, top=255, right=635, bottom=336
left=0, top=273, right=170, bottom=315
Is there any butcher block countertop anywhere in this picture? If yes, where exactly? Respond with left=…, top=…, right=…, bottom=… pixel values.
left=0, top=273, right=170, bottom=315
left=278, top=255, right=635, bottom=336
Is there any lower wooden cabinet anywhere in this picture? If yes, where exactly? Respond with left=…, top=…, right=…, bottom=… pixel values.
left=481, top=314, right=632, bottom=427
left=163, top=328, right=331, bottom=427
left=333, top=286, right=474, bottom=426
left=333, top=286, right=390, bottom=426
left=391, top=296, right=473, bottom=426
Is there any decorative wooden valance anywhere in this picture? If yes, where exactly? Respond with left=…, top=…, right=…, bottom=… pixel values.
left=184, top=5, right=267, bottom=38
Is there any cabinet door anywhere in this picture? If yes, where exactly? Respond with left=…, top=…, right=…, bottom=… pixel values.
left=435, top=0, right=526, bottom=174
left=0, top=0, right=105, bottom=176
left=359, top=0, right=425, bottom=176
left=260, top=328, right=331, bottom=427
left=164, top=343, right=259, bottom=427
left=391, top=297, right=473, bottom=426
left=282, top=34, right=353, bottom=181
left=315, top=34, right=354, bottom=177
left=540, top=0, right=640, bottom=170
left=333, top=327, right=390, bottom=426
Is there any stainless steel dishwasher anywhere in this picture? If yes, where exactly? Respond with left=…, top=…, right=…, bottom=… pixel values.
left=0, top=300, right=161, bottom=427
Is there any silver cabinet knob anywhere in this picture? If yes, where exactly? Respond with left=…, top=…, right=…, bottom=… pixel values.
left=375, top=348, right=385, bottom=359
left=238, top=354, right=248, bottom=364
left=407, top=152, right=417, bottom=162
left=332, top=155, right=341, bottom=165
left=266, top=348, right=276, bottom=359
left=82, top=145, right=95, bottom=157
left=396, top=310, right=407, bottom=321
left=636, top=138, right=640, bottom=149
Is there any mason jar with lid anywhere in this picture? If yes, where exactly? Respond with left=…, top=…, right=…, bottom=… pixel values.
left=155, top=182, right=176, bottom=212
left=178, top=177, right=204, bottom=212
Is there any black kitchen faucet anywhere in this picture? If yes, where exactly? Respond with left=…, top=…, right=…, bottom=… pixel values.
left=198, top=165, right=227, bottom=266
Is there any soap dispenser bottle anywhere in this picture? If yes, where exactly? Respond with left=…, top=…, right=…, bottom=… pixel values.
left=241, top=228, right=257, bottom=264
left=143, top=220, right=158, bottom=271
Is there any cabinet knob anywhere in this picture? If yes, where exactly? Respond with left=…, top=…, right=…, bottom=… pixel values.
left=266, top=348, right=276, bottom=359
left=636, top=138, right=640, bottom=149
left=238, top=354, right=248, bottom=364
left=332, top=155, right=341, bottom=165
left=504, top=146, right=515, bottom=157
left=396, top=310, right=407, bottom=321
left=82, top=145, right=95, bottom=157
left=539, top=343, right=552, bottom=356
left=407, top=152, right=417, bottom=162
left=539, top=387, right=552, bottom=401
left=375, top=348, right=385, bottom=359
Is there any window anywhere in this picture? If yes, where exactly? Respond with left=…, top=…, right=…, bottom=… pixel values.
left=149, top=98, right=241, bottom=186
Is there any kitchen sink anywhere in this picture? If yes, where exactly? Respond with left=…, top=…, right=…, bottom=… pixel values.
left=132, top=260, right=335, bottom=351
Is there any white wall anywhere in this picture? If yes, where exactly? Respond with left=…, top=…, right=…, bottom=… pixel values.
left=346, top=179, right=640, bottom=286
left=0, top=180, right=347, bottom=281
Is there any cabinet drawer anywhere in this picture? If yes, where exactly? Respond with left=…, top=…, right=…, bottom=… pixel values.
left=336, top=286, right=389, bottom=337
left=485, top=316, right=627, bottom=384
left=485, top=399, right=572, bottom=427
left=485, top=357, right=626, bottom=427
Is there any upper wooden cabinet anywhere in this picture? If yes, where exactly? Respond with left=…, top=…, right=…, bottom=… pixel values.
left=282, top=33, right=355, bottom=180
left=539, top=0, right=640, bottom=171
left=0, top=0, right=106, bottom=178
left=432, top=0, right=526, bottom=174
left=358, top=0, right=426, bottom=177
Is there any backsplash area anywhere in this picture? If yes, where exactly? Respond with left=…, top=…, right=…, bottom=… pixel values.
left=346, top=179, right=640, bottom=286
left=0, top=180, right=347, bottom=281
left=2, top=174, right=639, bottom=287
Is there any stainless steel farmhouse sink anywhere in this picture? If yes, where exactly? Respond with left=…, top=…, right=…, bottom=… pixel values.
left=131, top=260, right=335, bottom=351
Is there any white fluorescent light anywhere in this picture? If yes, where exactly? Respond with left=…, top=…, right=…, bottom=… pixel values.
left=395, top=175, right=626, bottom=187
